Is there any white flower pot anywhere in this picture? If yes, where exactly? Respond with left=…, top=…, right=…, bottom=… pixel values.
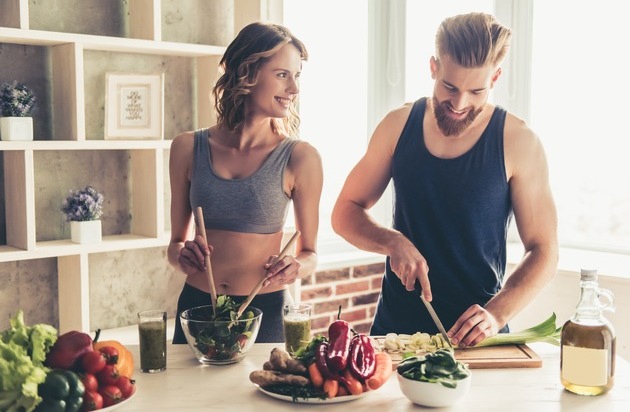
left=0, top=117, right=33, bottom=141
left=70, top=220, right=102, bottom=244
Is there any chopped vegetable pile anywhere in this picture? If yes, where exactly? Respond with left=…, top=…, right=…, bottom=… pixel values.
left=382, top=313, right=561, bottom=359
left=383, top=331, right=450, bottom=355
left=397, top=348, right=470, bottom=388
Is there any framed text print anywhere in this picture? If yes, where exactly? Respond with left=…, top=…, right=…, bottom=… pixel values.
left=105, top=73, right=164, bottom=139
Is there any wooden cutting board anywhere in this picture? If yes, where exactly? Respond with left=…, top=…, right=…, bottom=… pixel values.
left=382, top=343, right=542, bottom=369
left=453, top=344, right=542, bottom=369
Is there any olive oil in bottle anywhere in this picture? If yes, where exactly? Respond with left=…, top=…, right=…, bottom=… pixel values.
left=560, top=269, right=615, bottom=395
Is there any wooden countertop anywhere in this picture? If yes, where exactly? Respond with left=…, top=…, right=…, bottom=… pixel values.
left=117, top=342, right=629, bottom=411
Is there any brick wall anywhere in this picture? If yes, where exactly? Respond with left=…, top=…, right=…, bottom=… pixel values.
left=300, top=262, right=385, bottom=336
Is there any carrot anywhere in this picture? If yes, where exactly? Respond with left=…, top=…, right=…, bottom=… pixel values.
left=308, top=362, right=324, bottom=389
left=341, top=368, right=364, bottom=396
left=366, top=352, right=393, bottom=390
left=323, top=378, right=339, bottom=398
left=337, top=385, right=350, bottom=396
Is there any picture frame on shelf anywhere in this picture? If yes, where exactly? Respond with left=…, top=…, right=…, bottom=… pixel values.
left=105, top=73, right=164, bottom=140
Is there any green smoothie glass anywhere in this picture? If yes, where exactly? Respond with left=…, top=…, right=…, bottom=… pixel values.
left=138, top=310, right=167, bottom=373
left=283, top=303, right=312, bottom=356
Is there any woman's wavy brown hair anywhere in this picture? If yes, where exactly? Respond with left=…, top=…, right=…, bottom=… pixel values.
left=212, top=22, right=308, bottom=136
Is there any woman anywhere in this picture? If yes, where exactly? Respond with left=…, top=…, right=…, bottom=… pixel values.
left=168, top=22, right=322, bottom=343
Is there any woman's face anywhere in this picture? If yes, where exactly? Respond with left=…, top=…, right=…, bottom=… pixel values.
left=247, top=43, right=302, bottom=121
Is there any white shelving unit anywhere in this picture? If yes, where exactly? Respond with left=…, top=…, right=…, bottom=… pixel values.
left=0, top=0, right=269, bottom=333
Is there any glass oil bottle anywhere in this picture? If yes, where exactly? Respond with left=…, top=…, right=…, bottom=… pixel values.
left=560, top=268, right=615, bottom=395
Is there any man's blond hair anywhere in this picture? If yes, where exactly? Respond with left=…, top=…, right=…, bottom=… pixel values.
left=435, top=12, right=512, bottom=68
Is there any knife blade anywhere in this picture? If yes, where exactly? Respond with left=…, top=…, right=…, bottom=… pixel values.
left=420, top=294, right=454, bottom=348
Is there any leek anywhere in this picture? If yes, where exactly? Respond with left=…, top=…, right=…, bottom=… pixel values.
left=474, top=312, right=561, bottom=347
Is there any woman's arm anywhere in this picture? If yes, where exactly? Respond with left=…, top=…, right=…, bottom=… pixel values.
left=167, top=132, right=208, bottom=275
left=264, top=140, right=323, bottom=286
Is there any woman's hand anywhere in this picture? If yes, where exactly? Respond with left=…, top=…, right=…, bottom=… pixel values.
left=177, top=234, right=212, bottom=276
left=262, top=254, right=301, bottom=287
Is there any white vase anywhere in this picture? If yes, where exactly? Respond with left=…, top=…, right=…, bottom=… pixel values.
left=0, top=117, right=34, bottom=141
left=70, top=220, right=102, bottom=244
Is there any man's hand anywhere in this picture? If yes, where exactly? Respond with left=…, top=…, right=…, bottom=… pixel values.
left=388, top=235, right=432, bottom=301
left=447, top=304, right=500, bottom=347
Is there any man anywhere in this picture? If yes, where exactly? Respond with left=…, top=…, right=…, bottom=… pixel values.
left=331, top=12, right=558, bottom=347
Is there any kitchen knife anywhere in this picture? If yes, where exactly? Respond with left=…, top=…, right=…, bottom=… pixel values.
left=420, top=294, right=454, bottom=348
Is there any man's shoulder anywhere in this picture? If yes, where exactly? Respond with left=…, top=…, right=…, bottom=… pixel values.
left=382, top=100, right=419, bottom=127
left=503, top=111, right=537, bottom=140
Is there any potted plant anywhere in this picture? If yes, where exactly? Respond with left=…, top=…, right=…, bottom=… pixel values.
left=61, top=186, right=104, bottom=244
left=0, top=81, right=37, bottom=141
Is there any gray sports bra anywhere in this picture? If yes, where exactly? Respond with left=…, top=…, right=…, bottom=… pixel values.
left=189, top=128, right=298, bottom=234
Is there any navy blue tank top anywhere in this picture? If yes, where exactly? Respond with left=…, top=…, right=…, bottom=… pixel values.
left=372, top=98, right=513, bottom=335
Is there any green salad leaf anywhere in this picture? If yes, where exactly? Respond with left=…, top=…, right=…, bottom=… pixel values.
left=194, top=295, right=257, bottom=361
left=0, top=310, right=58, bottom=412
left=397, top=348, right=470, bottom=388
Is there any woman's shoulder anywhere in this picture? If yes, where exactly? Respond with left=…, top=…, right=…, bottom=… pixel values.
left=171, top=128, right=208, bottom=150
left=289, top=138, right=321, bottom=159
left=169, top=130, right=199, bottom=164
left=286, top=138, right=322, bottom=172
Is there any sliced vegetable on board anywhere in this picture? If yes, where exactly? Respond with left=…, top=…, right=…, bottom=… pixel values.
left=475, top=313, right=561, bottom=347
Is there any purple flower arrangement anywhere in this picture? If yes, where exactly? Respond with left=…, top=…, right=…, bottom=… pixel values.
left=61, top=186, right=104, bottom=222
left=0, top=81, right=37, bottom=117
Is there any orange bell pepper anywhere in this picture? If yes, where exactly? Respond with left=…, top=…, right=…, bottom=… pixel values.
left=93, top=336, right=135, bottom=378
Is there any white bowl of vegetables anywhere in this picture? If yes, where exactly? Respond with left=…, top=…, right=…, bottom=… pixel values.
left=396, top=348, right=471, bottom=407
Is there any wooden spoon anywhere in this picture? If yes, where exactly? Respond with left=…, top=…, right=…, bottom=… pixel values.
left=236, top=231, right=301, bottom=318
left=194, top=207, right=218, bottom=317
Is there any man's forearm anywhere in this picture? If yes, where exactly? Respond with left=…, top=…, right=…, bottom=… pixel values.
left=332, top=200, right=401, bottom=256
left=485, top=244, right=559, bottom=328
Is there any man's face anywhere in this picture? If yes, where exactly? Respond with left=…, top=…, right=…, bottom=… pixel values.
left=430, top=55, right=501, bottom=137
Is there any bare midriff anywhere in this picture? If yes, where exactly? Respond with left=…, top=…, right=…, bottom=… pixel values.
left=184, top=229, right=286, bottom=296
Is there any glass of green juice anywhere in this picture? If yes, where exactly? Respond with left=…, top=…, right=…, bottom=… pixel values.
left=283, top=303, right=312, bottom=356
left=138, top=310, right=167, bottom=373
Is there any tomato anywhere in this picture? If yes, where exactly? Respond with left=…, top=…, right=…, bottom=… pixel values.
left=96, top=364, right=120, bottom=386
left=115, top=376, right=136, bottom=399
left=98, top=385, right=122, bottom=408
left=236, top=334, right=249, bottom=349
left=99, top=346, right=119, bottom=365
left=81, top=390, right=103, bottom=411
left=80, top=351, right=107, bottom=374
left=92, top=340, right=134, bottom=378
left=79, top=373, right=99, bottom=393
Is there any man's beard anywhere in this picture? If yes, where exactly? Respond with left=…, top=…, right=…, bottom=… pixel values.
left=432, top=97, right=483, bottom=137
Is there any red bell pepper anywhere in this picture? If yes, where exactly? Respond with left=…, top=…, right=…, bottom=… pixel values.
left=348, top=333, right=376, bottom=381
left=315, top=341, right=338, bottom=380
left=326, top=306, right=352, bottom=373
left=45, top=329, right=99, bottom=370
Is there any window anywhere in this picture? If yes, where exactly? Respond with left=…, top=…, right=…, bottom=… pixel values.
left=530, top=0, right=630, bottom=254
left=405, top=1, right=494, bottom=101
left=284, top=1, right=630, bottom=267
left=284, top=1, right=368, bottom=252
